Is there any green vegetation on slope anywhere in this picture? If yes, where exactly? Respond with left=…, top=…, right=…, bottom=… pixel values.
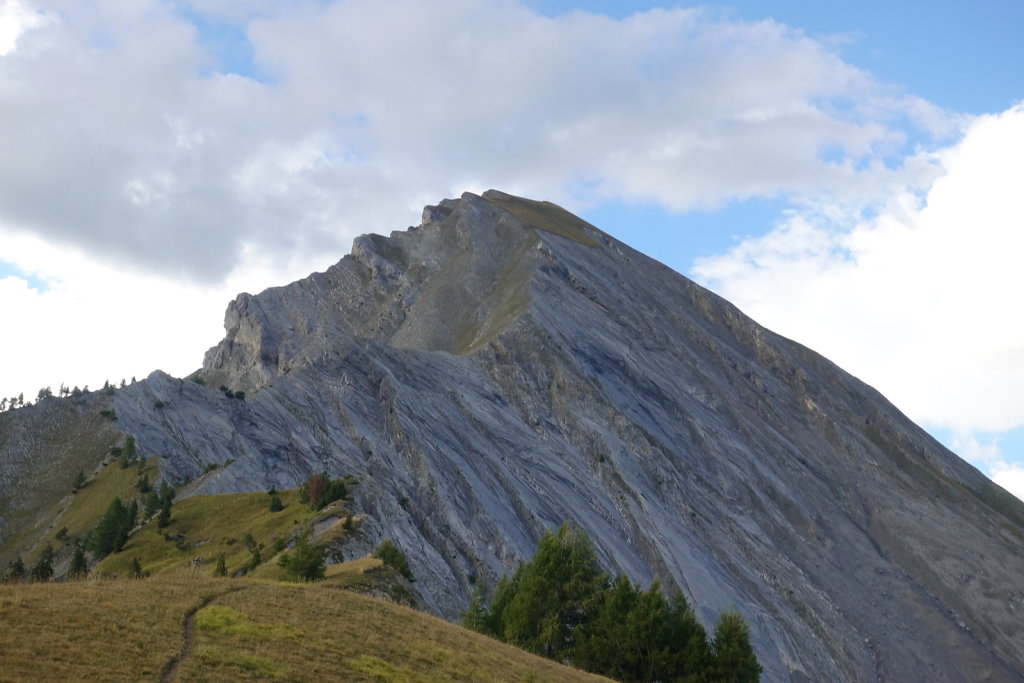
left=96, top=487, right=314, bottom=577
left=0, top=397, right=124, bottom=567
left=0, top=575, right=608, bottom=682
left=466, top=523, right=762, bottom=682
left=483, top=191, right=601, bottom=247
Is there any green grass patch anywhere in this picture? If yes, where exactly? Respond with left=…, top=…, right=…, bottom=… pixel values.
left=97, top=488, right=313, bottom=577
left=196, top=645, right=289, bottom=679
left=0, top=399, right=123, bottom=566
left=483, top=192, right=601, bottom=247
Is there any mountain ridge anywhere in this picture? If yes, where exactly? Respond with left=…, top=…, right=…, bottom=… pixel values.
left=3, top=190, right=1023, bottom=681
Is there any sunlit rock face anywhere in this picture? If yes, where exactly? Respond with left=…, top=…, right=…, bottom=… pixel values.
left=10, top=190, right=1022, bottom=681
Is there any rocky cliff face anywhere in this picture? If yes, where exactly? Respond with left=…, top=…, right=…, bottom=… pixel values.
left=3, top=190, right=1024, bottom=681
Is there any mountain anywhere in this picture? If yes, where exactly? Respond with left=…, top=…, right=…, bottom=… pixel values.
left=3, top=190, right=1024, bottom=681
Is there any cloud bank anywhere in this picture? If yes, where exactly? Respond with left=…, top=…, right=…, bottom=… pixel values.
left=695, top=105, right=1024, bottom=457
left=1, top=0, right=955, bottom=283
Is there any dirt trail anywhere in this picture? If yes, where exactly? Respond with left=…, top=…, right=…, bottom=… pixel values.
left=160, top=586, right=244, bottom=682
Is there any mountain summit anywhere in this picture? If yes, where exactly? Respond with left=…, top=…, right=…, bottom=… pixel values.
left=3, top=191, right=1024, bottom=681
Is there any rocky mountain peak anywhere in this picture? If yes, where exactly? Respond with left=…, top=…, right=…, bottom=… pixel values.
left=3, top=190, right=1023, bottom=681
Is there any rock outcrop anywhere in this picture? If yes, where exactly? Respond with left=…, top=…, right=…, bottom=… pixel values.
left=3, top=190, right=1023, bottom=681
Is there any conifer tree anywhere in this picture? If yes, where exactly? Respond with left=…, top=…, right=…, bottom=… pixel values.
left=88, top=498, right=133, bottom=557
left=711, top=610, right=762, bottom=682
left=30, top=546, right=54, bottom=582
left=247, top=546, right=262, bottom=572
left=469, top=523, right=756, bottom=681
left=143, top=489, right=160, bottom=518
left=277, top=532, right=325, bottom=581
left=129, top=557, right=144, bottom=579
left=157, top=498, right=172, bottom=529
left=68, top=546, right=88, bottom=579
left=488, top=523, right=608, bottom=661
left=4, top=556, right=25, bottom=583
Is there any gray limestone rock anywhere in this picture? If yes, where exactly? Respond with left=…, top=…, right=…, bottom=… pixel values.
left=3, top=190, right=1024, bottom=681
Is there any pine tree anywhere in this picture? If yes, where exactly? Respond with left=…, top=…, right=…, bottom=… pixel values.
left=129, top=557, right=144, bottom=579
left=30, top=546, right=54, bottom=582
left=711, top=610, right=762, bottom=682
left=88, top=498, right=132, bottom=557
left=462, top=587, right=491, bottom=633
left=157, top=499, right=172, bottom=529
left=247, top=546, right=262, bottom=572
left=489, top=523, right=608, bottom=661
left=143, top=489, right=160, bottom=518
left=277, top=532, right=325, bottom=581
left=4, top=556, right=26, bottom=583
left=214, top=555, right=228, bottom=577
left=68, top=546, right=88, bottom=579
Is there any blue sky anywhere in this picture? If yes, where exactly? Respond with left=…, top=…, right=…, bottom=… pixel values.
left=0, top=0, right=1022, bottom=498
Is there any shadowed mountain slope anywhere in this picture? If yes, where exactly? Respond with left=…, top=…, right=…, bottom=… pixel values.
left=3, top=191, right=1023, bottom=681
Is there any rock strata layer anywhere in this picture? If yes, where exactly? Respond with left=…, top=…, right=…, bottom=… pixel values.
left=3, top=191, right=1023, bottom=681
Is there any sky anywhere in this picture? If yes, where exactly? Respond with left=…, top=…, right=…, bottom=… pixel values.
left=1, top=1, right=1022, bottom=499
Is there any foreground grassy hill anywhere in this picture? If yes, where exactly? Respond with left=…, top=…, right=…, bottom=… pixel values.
left=0, top=573, right=608, bottom=681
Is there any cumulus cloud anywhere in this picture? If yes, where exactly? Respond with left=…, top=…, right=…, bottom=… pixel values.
left=0, top=225, right=322, bottom=403
left=694, top=105, right=1024, bottom=441
left=0, top=0, right=958, bottom=285
left=991, top=463, right=1024, bottom=502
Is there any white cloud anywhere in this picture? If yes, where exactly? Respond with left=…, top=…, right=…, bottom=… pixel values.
left=0, top=229, right=331, bottom=403
left=0, top=0, right=49, bottom=56
left=0, top=0, right=970, bottom=403
left=991, top=462, right=1024, bottom=502
left=0, top=1, right=958, bottom=282
left=694, top=105, right=1024, bottom=440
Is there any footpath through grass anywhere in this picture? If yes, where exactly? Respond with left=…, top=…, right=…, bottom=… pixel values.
left=0, top=574, right=609, bottom=682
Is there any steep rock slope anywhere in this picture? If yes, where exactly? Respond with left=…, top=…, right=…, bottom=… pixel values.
left=4, top=191, right=1023, bottom=681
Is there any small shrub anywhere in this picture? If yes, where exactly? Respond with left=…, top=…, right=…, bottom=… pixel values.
left=3, top=557, right=25, bottom=584
left=67, top=547, right=88, bottom=580
left=373, top=540, right=415, bottom=582
left=214, top=555, right=228, bottom=577
left=299, top=472, right=347, bottom=510
left=129, top=557, right=145, bottom=579
left=248, top=547, right=262, bottom=572
left=157, top=500, right=172, bottom=529
left=269, top=495, right=284, bottom=512
left=277, top=533, right=325, bottom=582
left=99, top=409, right=117, bottom=421
left=30, top=546, right=54, bottom=582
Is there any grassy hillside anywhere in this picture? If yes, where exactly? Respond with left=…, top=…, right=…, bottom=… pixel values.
left=0, top=393, right=123, bottom=567
left=96, top=487, right=314, bottom=578
left=0, top=574, right=608, bottom=682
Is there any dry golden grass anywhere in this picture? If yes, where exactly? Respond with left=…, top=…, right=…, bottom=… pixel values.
left=0, top=575, right=609, bottom=682
left=0, top=573, right=219, bottom=681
